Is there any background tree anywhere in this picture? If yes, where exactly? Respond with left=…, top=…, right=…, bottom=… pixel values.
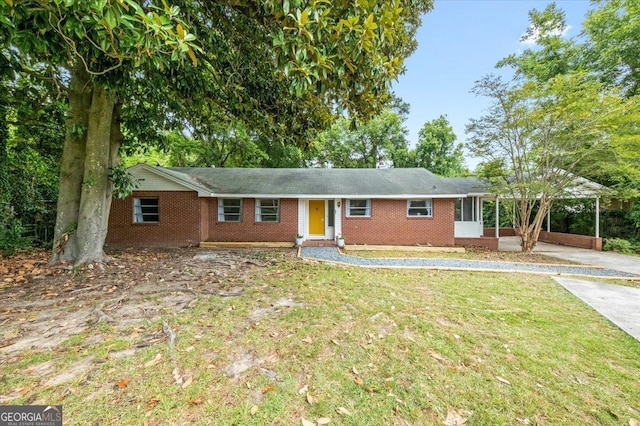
left=0, top=60, right=65, bottom=255
left=1, top=0, right=433, bottom=264
left=583, top=0, right=640, bottom=97
left=311, top=110, right=410, bottom=168
left=414, top=115, right=465, bottom=176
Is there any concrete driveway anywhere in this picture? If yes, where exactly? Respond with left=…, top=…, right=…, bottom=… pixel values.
left=553, top=277, right=640, bottom=342
left=500, top=236, right=640, bottom=342
left=499, top=236, right=640, bottom=276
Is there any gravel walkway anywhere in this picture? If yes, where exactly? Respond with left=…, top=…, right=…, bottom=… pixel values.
left=300, top=247, right=640, bottom=279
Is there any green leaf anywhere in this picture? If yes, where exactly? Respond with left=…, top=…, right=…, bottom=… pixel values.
left=300, top=8, right=309, bottom=26
left=104, top=8, right=117, bottom=29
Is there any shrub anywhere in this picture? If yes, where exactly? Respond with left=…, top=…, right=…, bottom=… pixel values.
left=603, top=237, right=637, bottom=254
left=0, top=218, right=32, bottom=257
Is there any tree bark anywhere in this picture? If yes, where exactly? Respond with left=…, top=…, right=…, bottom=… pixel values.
left=50, top=65, right=92, bottom=264
left=100, top=100, right=123, bottom=247
left=74, top=85, right=116, bottom=265
left=519, top=199, right=552, bottom=253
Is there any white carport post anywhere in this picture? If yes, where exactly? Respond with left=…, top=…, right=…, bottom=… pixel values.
left=495, top=196, right=500, bottom=238
left=547, top=208, right=551, bottom=232
left=595, top=197, right=600, bottom=238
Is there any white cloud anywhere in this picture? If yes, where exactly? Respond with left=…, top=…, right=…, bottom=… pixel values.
left=520, top=24, right=572, bottom=45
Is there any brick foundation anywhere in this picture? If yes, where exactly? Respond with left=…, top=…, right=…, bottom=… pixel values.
left=483, top=227, right=517, bottom=237
left=454, top=237, right=499, bottom=250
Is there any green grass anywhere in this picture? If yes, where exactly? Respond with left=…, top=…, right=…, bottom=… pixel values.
left=345, top=248, right=579, bottom=265
left=2, top=258, right=640, bottom=425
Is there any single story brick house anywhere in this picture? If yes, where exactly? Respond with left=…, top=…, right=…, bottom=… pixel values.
left=105, top=164, right=495, bottom=248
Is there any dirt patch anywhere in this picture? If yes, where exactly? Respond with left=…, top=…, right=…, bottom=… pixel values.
left=249, top=297, right=304, bottom=322
left=0, top=248, right=293, bottom=361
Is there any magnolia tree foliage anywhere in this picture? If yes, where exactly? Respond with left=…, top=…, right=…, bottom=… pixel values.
left=0, top=0, right=433, bottom=264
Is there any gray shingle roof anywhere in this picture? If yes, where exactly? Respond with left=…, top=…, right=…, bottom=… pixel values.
left=444, top=177, right=492, bottom=196
left=161, top=167, right=467, bottom=198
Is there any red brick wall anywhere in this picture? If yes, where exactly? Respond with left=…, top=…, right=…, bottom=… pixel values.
left=342, top=199, right=455, bottom=246
left=483, top=227, right=517, bottom=237
left=454, top=237, right=499, bottom=250
left=539, top=231, right=602, bottom=250
left=206, top=198, right=298, bottom=242
left=106, top=191, right=201, bottom=247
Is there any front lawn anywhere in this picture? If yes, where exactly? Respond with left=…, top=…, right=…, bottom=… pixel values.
left=1, top=249, right=639, bottom=425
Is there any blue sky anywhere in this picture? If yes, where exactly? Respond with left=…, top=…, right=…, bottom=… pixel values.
left=392, top=0, right=593, bottom=169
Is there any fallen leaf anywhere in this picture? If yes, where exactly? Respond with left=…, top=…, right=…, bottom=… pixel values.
left=144, top=353, right=163, bottom=368
left=351, top=366, right=359, bottom=375
left=116, top=378, right=130, bottom=389
left=298, top=385, right=309, bottom=395
left=336, top=407, right=351, bottom=416
left=301, top=418, right=315, bottom=426
left=317, top=418, right=331, bottom=425
left=630, top=419, right=639, bottom=426
left=302, top=336, right=313, bottom=344
left=172, top=368, right=183, bottom=385
left=189, top=398, right=204, bottom=405
left=444, top=408, right=470, bottom=426
left=331, top=339, right=340, bottom=346
left=262, top=385, right=275, bottom=394
left=354, top=376, right=364, bottom=386
left=147, top=398, right=160, bottom=409
left=306, top=392, right=314, bottom=404
left=181, top=375, right=193, bottom=389
left=429, top=351, right=447, bottom=364
left=250, top=405, right=258, bottom=416
left=496, top=376, right=511, bottom=385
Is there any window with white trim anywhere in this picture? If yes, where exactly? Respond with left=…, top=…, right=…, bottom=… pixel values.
left=407, top=199, right=432, bottom=217
left=218, top=198, right=242, bottom=222
left=133, top=198, right=159, bottom=223
left=256, top=199, right=280, bottom=222
left=455, top=198, right=476, bottom=221
left=347, top=199, right=371, bottom=217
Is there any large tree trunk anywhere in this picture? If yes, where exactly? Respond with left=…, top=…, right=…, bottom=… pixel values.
left=50, top=65, right=91, bottom=264
left=519, top=199, right=552, bottom=254
left=74, top=86, right=116, bottom=265
left=51, top=66, right=121, bottom=266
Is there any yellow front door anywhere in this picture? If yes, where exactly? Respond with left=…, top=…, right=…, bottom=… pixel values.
left=308, top=200, right=325, bottom=235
